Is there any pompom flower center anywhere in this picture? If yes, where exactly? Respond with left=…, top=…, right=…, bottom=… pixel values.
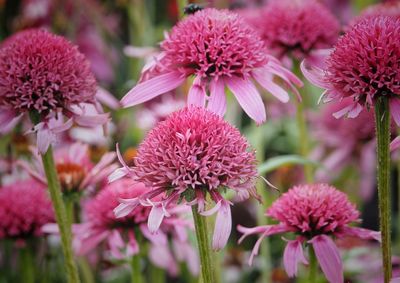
left=56, top=163, right=86, bottom=192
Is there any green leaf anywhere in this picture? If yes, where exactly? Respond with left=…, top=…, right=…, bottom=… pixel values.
left=258, top=155, right=319, bottom=175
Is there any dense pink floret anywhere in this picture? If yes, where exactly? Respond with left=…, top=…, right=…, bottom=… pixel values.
left=326, top=16, right=400, bottom=106
left=256, top=0, right=339, bottom=59
left=84, top=179, right=150, bottom=229
left=0, top=29, right=96, bottom=114
left=0, top=179, right=54, bottom=239
left=133, top=107, right=257, bottom=192
left=160, top=8, right=267, bottom=78
left=267, top=184, right=359, bottom=235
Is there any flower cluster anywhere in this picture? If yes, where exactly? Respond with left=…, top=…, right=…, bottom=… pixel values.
left=112, top=106, right=258, bottom=250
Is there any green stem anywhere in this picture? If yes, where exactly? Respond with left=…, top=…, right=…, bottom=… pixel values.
left=131, top=253, right=144, bottom=283
left=149, top=263, right=165, bottom=283
left=296, top=99, right=313, bottom=183
left=252, top=124, right=272, bottom=283
left=20, top=246, right=35, bottom=283
left=375, top=97, right=392, bottom=283
left=78, top=258, right=95, bottom=283
left=308, top=245, right=317, bottom=283
left=41, top=147, right=80, bottom=283
left=192, top=205, right=215, bottom=283
left=65, top=197, right=75, bottom=225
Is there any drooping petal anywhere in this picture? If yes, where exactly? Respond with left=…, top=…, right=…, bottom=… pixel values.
left=390, top=98, right=400, bottom=127
left=212, top=200, right=232, bottom=251
left=391, top=136, right=400, bottom=152
left=96, top=87, right=120, bottom=110
left=188, top=76, right=206, bottom=107
left=300, top=57, right=329, bottom=89
left=309, top=235, right=343, bottom=283
left=75, top=230, right=110, bottom=256
left=37, top=127, right=54, bottom=154
left=225, top=76, right=266, bottom=124
left=333, top=103, right=362, bottom=119
left=121, top=72, right=185, bottom=107
left=359, top=141, right=377, bottom=201
left=339, top=226, right=381, bottom=242
left=114, top=198, right=139, bottom=218
left=108, top=167, right=129, bottom=183
left=283, top=238, right=308, bottom=277
left=148, top=204, right=166, bottom=233
left=74, top=113, right=110, bottom=127
left=252, top=69, right=289, bottom=103
left=207, top=78, right=227, bottom=116
left=108, top=230, right=125, bottom=259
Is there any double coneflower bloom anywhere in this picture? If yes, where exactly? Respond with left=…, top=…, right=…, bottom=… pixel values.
left=238, top=184, right=380, bottom=283
left=112, top=107, right=258, bottom=250
left=121, top=8, right=302, bottom=124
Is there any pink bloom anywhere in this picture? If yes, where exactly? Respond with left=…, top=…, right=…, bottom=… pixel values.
left=0, top=178, right=54, bottom=240
left=121, top=8, right=302, bottom=124
left=112, top=107, right=258, bottom=250
left=73, top=178, right=198, bottom=276
left=250, top=0, right=340, bottom=61
left=19, top=142, right=117, bottom=194
left=237, top=184, right=380, bottom=283
left=0, top=29, right=109, bottom=153
left=301, top=16, right=400, bottom=124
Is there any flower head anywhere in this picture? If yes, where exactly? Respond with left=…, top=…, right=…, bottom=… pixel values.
left=253, top=0, right=340, bottom=60
left=121, top=8, right=302, bottom=124
left=0, top=29, right=110, bottom=153
left=74, top=178, right=198, bottom=275
left=302, top=16, right=400, bottom=124
left=112, top=107, right=258, bottom=250
left=0, top=179, right=54, bottom=240
left=19, top=142, right=117, bottom=194
left=238, top=184, right=380, bottom=283
left=359, top=2, right=400, bottom=20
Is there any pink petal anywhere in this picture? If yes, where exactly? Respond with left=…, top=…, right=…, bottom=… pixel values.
left=300, top=58, right=329, bottom=89
left=225, top=76, right=266, bottom=124
left=212, top=200, right=232, bottom=251
left=200, top=200, right=221, bottom=216
left=390, top=99, right=400, bottom=127
left=207, top=78, right=227, bottom=116
left=108, top=230, right=125, bottom=259
left=76, top=230, right=110, bottom=256
left=333, top=103, right=363, bottom=119
left=41, top=223, right=59, bottom=234
left=114, top=198, right=139, bottom=218
left=37, top=127, right=54, bottom=154
left=108, top=167, right=129, bottom=183
left=188, top=77, right=206, bottom=107
left=391, top=136, right=400, bottom=152
left=74, top=113, right=109, bottom=127
left=121, top=71, right=185, bottom=107
left=340, top=226, right=381, bottom=242
left=283, top=238, right=308, bottom=277
left=96, top=87, right=120, bottom=110
left=127, top=230, right=140, bottom=256
left=253, top=69, right=289, bottom=103
left=148, top=204, right=166, bottom=233
left=309, top=235, right=343, bottom=283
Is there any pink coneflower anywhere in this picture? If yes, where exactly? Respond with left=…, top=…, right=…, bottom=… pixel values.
left=251, top=0, right=340, bottom=61
left=121, top=8, right=302, bottom=124
left=112, top=107, right=258, bottom=250
left=0, top=29, right=109, bottom=153
left=238, top=184, right=380, bottom=283
left=301, top=16, right=400, bottom=123
left=19, top=142, right=117, bottom=194
left=0, top=179, right=54, bottom=240
left=72, top=178, right=198, bottom=275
